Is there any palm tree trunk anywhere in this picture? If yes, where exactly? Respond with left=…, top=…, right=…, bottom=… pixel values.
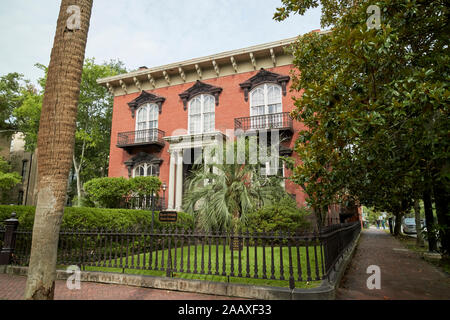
left=24, top=0, right=93, bottom=300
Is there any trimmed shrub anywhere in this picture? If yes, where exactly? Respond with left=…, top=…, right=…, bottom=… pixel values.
left=130, top=176, right=161, bottom=197
left=245, top=196, right=312, bottom=233
left=0, top=205, right=194, bottom=231
left=83, top=176, right=163, bottom=208
left=84, top=177, right=132, bottom=208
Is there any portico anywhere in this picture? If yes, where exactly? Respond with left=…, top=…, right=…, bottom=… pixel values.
left=164, top=131, right=228, bottom=211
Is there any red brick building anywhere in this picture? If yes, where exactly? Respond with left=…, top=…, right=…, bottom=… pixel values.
left=98, top=33, right=342, bottom=224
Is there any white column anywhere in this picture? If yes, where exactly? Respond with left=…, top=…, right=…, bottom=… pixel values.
left=175, top=149, right=184, bottom=211
left=167, top=150, right=176, bottom=210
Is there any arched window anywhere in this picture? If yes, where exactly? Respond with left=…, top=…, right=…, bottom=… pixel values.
left=136, top=103, right=159, bottom=142
left=133, top=163, right=160, bottom=177
left=188, top=94, right=215, bottom=134
left=250, top=84, right=282, bottom=128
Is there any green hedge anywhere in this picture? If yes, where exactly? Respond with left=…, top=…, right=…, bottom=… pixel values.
left=0, top=205, right=194, bottom=231
left=83, top=176, right=162, bottom=208
left=245, top=196, right=312, bottom=234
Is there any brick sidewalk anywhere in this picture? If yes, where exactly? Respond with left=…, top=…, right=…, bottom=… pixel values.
left=336, top=228, right=450, bottom=300
left=0, top=274, right=241, bottom=300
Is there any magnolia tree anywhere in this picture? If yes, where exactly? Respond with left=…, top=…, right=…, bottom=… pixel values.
left=275, top=0, right=449, bottom=252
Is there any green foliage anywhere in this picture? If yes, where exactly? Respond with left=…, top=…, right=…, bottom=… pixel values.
left=183, top=140, right=288, bottom=232
left=245, top=196, right=311, bottom=233
left=0, top=205, right=194, bottom=231
left=130, top=176, right=162, bottom=197
left=71, top=195, right=95, bottom=208
left=83, top=176, right=162, bottom=208
left=73, top=58, right=127, bottom=184
left=83, top=177, right=132, bottom=208
left=0, top=156, right=21, bottom=198
left=12, top=89, right=42, bottom=151
left=8, top=59, right=127, bottom=204
left=275, top=0, right=449, bottom=235
left=0, top=72, right=29, bottom=132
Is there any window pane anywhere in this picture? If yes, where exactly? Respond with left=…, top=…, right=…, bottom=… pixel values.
left=148, top=120, right=158, bottom=129
left=137, top=106, right=148, bottom=122
left=190, top=115, right=201, bottom=134
left=203, top=113, right=215, bottom=132
left=251, top=87, right=264, bottom=106
left=267, top=85, right=281, bottom=105
left=190, top=97, right=201, bottom=114
left=268, top=103, right=282, bottom=114
left=203, top=95, right=215, bottom=112
left=134, top=165, right=144, bottom=177
left=148, top=104, right=159, bottom=120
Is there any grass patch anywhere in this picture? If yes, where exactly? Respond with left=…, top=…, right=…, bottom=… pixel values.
left=63, top=244, right=324, bottom=289
left=395, top=235, right=450, bottom=275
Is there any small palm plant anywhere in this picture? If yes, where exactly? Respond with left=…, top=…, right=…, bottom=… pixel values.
left=183, top=141, right=286, bottom=232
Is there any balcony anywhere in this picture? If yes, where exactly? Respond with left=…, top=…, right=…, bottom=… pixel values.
left=117, top=129, right=165, bottom=151
left=234, top=112, right=293, bottom=135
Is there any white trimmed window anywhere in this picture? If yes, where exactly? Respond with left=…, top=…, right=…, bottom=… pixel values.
left=188, top=94, right=215, bottom=134
left=136, top=103, right=159, bottom=141
left=133, top=163, right=159, bottom=177
left=250, top=84, right=282, bottom=128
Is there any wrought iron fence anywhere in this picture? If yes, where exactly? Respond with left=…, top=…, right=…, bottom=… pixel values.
left=0, top=226, right=5, bottom=249
left=5, top=221, right=361, bottom=289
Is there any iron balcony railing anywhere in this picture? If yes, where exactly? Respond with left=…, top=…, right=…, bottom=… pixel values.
left=234, top=112, right=293, bottom=133
left=117, top=128, right=165, bottom=149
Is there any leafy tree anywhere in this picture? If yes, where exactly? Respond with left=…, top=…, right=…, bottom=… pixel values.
left=12, top=59, right=126, bottom=207
left=0, top=156, right=21, bottom=201
left=72, top=58, right=127, bottom=206
left=0, top=72, right=30, bottom=132
left=13, top=85, right=42, bottom=151
left=275, top=0, right=449, bottom=252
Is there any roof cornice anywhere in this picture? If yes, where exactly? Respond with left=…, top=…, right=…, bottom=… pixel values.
left=99, top=30, right=331, bottom=96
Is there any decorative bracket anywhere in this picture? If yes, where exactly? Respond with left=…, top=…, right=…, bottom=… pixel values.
left=239, top=68, right=290, bottom=102
left=127, top=91, right=166, bottom=117
left=179, top=80, right=223, bottom=111
left=124, top=152, right=163, bottom=178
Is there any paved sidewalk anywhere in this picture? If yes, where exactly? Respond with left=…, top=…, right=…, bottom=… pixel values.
left=0, top=274, right=240, bottom=300
left=336, top=228, right=450, bottom=300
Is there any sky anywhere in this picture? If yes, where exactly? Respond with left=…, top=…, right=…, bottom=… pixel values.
left=0, top=0, right=322, bottom=86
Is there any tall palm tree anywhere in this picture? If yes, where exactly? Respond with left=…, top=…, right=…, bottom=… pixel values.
left=183, top=141, right=286, bottom=232
left=24, top=0, right=93, bottom=300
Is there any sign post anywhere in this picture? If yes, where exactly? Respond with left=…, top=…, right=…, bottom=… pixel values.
left=159, top=210, right=178, bottom=223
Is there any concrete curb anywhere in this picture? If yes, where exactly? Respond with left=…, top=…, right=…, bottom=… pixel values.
left=1, top=233, right=361, bottom=300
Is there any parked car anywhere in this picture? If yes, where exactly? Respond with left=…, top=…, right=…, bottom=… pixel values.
left=401, top=218, right=425, bottom=234
left=402, top=218, right=416, bottom=234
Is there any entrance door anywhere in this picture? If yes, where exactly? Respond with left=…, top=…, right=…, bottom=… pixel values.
left=182, top=148, right=203, bottom=194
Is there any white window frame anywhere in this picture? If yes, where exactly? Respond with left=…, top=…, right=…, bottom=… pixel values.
left=249, top=84, right=283, bottom=129
left=132, top=163, right=159, bottom=177
left=135, top=103, right=159, bottom=142
left=188, top=94, right=215, bottom=134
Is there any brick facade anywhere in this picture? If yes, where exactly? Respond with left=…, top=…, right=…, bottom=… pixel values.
left=101, top=35, right=344, bottom=225
left=108, top=64, right=309, bottom=208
